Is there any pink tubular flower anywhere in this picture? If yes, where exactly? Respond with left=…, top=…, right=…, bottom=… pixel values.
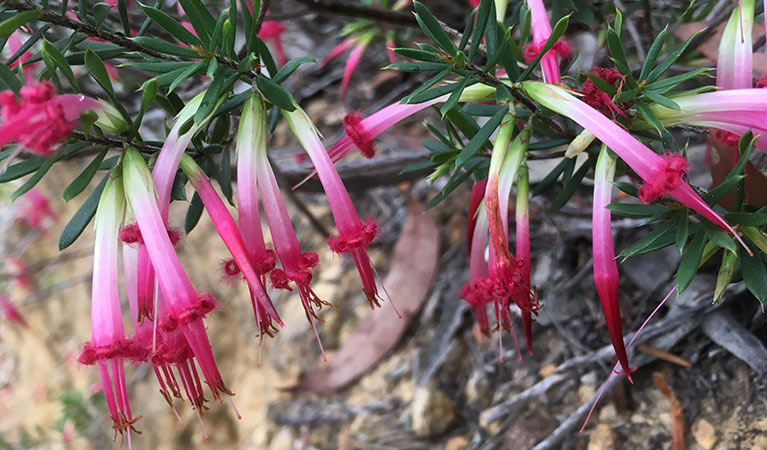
left=0, top=82, right=101, bottom=155
left=523, top=82, right=739, bottom=238
left=7, top=31, right=39, bottom=81
left=15, top=187, right=58, bottom=233
left=179, top=153, right=283, bottom=336
left=460, top=180, right=492, bottom=335
left=239, top=94, right=330, bottom=350
left=283, top=105, right=381, bottom=307
left=122, top=148, right=231, bottom=404
left=1, top=295, right=27, bottom=327
left=319, top=34, right=375, bottom=100
left=77, top=175, right=142, bottom=446
left=592, top=145, right=634, bottom=381
left=524, top=0, right=571, bottom=84
left=716, top=0, right=754, bottom=90
left=260, top=21, right=288, bottom=66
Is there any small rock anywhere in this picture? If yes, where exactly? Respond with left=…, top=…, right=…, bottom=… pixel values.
left=411, top=386, right=455, bottom=438
left=692, top=419, right=717, bottom=450
left=268, top=428, right=295, bottom=450
left=539, top=364, right=556, bottom=378
left=444, top=435, right=471, bottom=450
left=598, top=404, right=618, bottom=424
left=578, top=384, right=596, bottom=403
left=587, top=424, right=616, bottom=450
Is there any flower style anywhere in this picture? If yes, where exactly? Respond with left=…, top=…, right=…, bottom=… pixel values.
left=0, top=81, right=101, bottom=155
left=122, top=148, right=231, bottom=403
left=77, top=174, right=143, bottom=446
left=523, top=82, right=738, bottom=237
left=283, top=105, right=381, bottom=307
left=592, top=145, right=634, bottom=380
left=524, top=0, right=571, bottom=84
left=239, top=94, right=331, bottom=352
left=178, top=153, right=282, bottom=336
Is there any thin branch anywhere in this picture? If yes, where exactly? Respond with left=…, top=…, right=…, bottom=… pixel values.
left=254, top=0, right=272, bottom=35
left=290, top=0, right=418, bottom=27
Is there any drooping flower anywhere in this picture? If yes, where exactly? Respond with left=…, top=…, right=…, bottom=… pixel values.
left=319, top=33, right=375, bottom=100
left=178, top=153, right=282, bottom=336
left=283, top=105, right=381, bottom=307
left=523, top=82, right=739, bottom=238
left=524, top=0, right=571, bottom=84
left=592, top=145, right=634, bottom=381
left=77, top=174, right=143, bottom=446
left=0, top=82, right=101, bottom=155
left=239, top=94, right=330, bottom=352
left=122, top=148, right=231, bottom=404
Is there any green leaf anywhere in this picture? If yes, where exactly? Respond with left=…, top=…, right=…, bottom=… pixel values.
left=675, top=228, right=706, bottom=292
left=0, top=62, right=21, bottom=94
left=386, top=62, right=452, bottom=72
left=675, top=212, right=689, bottom=253
left=194, top=68, right=235, bottom=124
left=516, top=14, right=570, bottom=81
left=178, top=0, right=216, bottom=46
left=118, top=0, right=132, bottom=35
left=140, top=4, right=203, bottom=46
left=647, top=31, right=701, bottom=83
left=426, top=157, right=484, bottom=209
left=455, top=105, right=507, bottom=166
left=58, top=174, right=109, bottom=251
left=217, top=150, right=233, bottom=205
left=0, top=156, right=45, bottom=183
left=185, top=192, right=204, bottom=233
left=703, top=222, right=737, bottom=253
left=440, top=75, right=476, bottom=117
left=551, top=156, right=592, bottom=212
left=42, top=39, right=79, bottom=91
left=606, top=27, right=632, bottom=79
left=132, top=36, right=201, bottom=58
left=621, top=220, right=676, bottom=258
left=533, top=157, right=571, bottom=196
left=640, top=26, right=668, bottom=80
left=400, top=159, right=437, bottom=174
left=713, top=249, right=738, bottom=303
left=168, top=59, right=208, bottom=93
left=256, top=37, right=278, bottom=75
left=63, top=149, right=108, bottom=201
left=11, top=156, right=56, bottom=202
left=742, top=251, right=767, bottom=303
left=606, top=203, right=670, bottom=217
left=273, top=56, right=316, bottom=84
left=240, top=0, right=255, bottom=51
left=413, top=1, right=457, bottom=55
left=0, top=10, right=41, bottom=38
left=645, top=67, right=711, bottom=93
left=644, top=90, right=680, bottom=110
left=256, top=76, right=296, bottom=111
left=84, top=48, right=115, bottom=98
left=468, top=0, right=492, bottom=59
left=724, top=212, right=767, bottom=226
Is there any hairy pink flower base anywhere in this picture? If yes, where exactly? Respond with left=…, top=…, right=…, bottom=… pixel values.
left=284, top=106, right=382, bottom=307
left=0, top=82, right=100, bottom=155
left=524, top=82, right=737, bottom=236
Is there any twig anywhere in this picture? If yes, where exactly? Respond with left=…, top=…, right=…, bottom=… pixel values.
left=291, top=0, right=418, bottom=27
left=254, top=0, right=272, bottom=35
left=652, top=372, right=685, bottom=450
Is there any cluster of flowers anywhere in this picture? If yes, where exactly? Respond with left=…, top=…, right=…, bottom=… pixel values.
left=5, top=0, right=767, bottom=445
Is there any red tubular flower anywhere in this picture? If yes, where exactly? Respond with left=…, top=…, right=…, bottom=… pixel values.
left=593, top=146, right=635, bottom=380
left=460, top=181, right=492, bottom=335
left=179, top=154, right=283, bottom=337
left=283, top=105, right=382, bottom=307
left=123, top=148, right=231, bottom=404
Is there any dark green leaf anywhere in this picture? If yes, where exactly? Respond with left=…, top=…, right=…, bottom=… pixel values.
left=413, top=1, right=457, bottom=55
left=133, top=36, right=201, bottom=58
left=644, top=90, right=680, bottom=110
left=468, top=0, right=492, bottom=59
left=640, top=26, right=667, bottom=80
left=551, top=156, right=592, bottom=212
left=257, top=76, right=296, bottom=111
left=455, top=105, right=507, bottom=166
left=0, top=62, right=21, bottom=94
left=533, top=157, right=571, bottom=196
left=675, top=212, right=689, bottom=253
left=273, top=56, right=316, bottom=84
left=742, top=251, right=767, bottom=303
left=606, top=203, right=670, bottom=217
left=58, top=174, right=108, bottom=250
left=0, top=10, right=40, bottom=38
left=647, top=31, right=701, bottom=83
left=178, top=0, right=216, bottom=46
left=140, top=4, right=203, bottom=46
left=621, top=220, right=676, bottom=258
left=0, top=156, right=45, bottom=183
left=63, top=148, right=107, bottom=201
left=185, top=192, right=204, bottom=233
left=680, top=229, right=706, bottom=292
left=42, top=39, right=79, bottom=91
left=11, top=156, right=56, bottom=202
left=516, top=14, right=570, bottom=81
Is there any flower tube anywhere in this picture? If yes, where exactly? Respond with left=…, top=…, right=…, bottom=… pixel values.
left=523, top=82, right=739, bottom=238
left=283, top=105, right=381, bottom=307
left=592, top=145, right=634, bottom=381
left=524, top=0, right=571, bottom=84
left=77, top=173, right=143, bottom=446
left=716, top=0, right=754, bottom=90
left=460, top=181, right=493, bottom=335
left=122, top=148, right=230, bottom=403
left=179, top=153, right=282, bottom=335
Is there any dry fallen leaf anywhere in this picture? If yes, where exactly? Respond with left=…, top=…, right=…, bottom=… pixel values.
left=291, top=197, right=440, bottom=393
left=653, top=372, right=685, bottom=450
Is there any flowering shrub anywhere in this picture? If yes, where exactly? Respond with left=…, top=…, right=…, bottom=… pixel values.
left=2, top=0, right=767, bottom=446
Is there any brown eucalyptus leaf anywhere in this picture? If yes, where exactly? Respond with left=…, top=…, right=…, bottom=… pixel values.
left=291, top=197, right=440, bottom=393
